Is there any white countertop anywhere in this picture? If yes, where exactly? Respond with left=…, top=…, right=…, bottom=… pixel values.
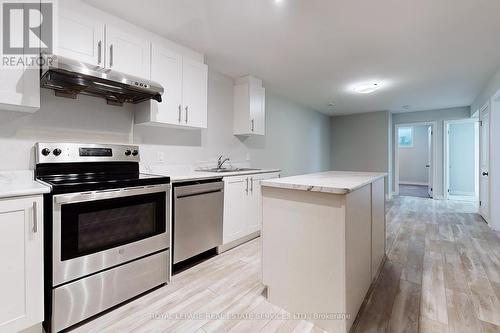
left=0, top=170, right=50, bottom=199
left=261, top=171, right=386, bottom=194
left=168, top=169, right=281, bottom=182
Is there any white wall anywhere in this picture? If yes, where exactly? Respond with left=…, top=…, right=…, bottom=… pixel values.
left=448, top=122, right=475, bottom=195
left=398, top=125, right=429, bottom=185
left=471, top=65, right=500, bottom=230
left=392, top=107, right=470, bottom=198
left=0, top=70, right=331, bottom=177
left=331, top=111, right=391, bottom=194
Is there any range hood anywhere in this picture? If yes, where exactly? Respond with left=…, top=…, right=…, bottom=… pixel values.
left=40, top=55, right=163, bottom=106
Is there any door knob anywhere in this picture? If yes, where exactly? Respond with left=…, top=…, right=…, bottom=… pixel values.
left=482, top=172, right=489, bottom=176
left=425, top=165, right=430, bottom=168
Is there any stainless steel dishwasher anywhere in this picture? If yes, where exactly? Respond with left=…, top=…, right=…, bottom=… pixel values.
left=173, top=179, right=224, bottom=265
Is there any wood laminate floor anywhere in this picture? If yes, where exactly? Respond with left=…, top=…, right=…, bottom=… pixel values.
left=71, top=196, right=500, bottom=333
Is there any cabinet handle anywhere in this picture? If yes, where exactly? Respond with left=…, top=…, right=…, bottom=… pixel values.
left=97, top=41, right=102, bottom=65
left=246, top=178, right=249, bottom=195
left=250, top=177, right=254, bottom=192
left=251, top=119, right=255, bottom=132
left=33, top=201, right=38, bottom=233
left=185, top=106, right=189, bottom=123
left=178, top=104, right=182, bottom=123
left=109, top=44, right=114, bottom=67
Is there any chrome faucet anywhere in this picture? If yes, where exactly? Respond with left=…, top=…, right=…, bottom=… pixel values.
left=217, top=155, right=230, bottom=169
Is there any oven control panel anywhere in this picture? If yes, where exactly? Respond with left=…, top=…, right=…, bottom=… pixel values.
left=36, top=143, right=140, bottom=164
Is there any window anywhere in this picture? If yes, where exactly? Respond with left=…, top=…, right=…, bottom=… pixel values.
left=398, top=127, right=413, bottom=148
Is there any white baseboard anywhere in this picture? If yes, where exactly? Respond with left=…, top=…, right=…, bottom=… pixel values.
left=217, top=231, right=260, bottom=254
left=448, top=194, right=478, bottom=202
left=399, top=181, right=429, bottom=186
left=449, top=191, right=475, bottom=196
left=433, top=195, right=445, bottom=200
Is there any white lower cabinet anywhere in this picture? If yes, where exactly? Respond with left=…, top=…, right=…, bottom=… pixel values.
left=0, top=196, right=43, bottom=333
left=222, top=172, right=279, bottom=245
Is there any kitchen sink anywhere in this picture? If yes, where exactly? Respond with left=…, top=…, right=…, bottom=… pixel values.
left=200, top=167, right=262, bottom=173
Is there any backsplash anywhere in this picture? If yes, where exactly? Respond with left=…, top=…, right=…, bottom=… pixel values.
left=0, top=70, right=331, bottom=176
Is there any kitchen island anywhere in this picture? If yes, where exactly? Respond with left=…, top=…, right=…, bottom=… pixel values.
left=261, top=171, right=387, bottom=333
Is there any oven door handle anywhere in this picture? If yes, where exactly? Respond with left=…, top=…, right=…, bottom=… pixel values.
left=54, top=184, right=170, bottom=205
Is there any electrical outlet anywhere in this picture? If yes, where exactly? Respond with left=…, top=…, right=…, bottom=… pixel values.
left=156, top=152, right=165, bottom=163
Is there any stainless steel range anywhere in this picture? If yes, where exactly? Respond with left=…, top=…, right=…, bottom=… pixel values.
left=35, top=143, right=170, bottom=333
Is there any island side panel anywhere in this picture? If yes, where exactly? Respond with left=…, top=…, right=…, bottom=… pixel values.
left=261, top=186, right=348, bottom=333
left=345, top=184, right=372, bottom=332
left=371, top=178, right=386, bottom=280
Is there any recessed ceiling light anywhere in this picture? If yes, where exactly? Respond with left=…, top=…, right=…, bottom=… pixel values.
left=353, top=82, right=381, bottom=94
left=327, top=102, right=335, bottom=107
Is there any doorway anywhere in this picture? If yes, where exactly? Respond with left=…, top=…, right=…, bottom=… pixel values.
left=479, top=102, right=491, bottom=222
left=444, top=119, right=480, bottom=202
left=394, top=122, right=436, bottom=198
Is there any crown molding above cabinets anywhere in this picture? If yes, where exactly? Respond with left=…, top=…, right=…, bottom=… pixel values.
left=233, top=76, right=266, bottom=136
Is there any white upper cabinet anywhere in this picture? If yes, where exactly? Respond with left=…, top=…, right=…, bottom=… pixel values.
left=0, top=196, right=43, bottom=332
left=0, top=3, right=40, bottom=113
left=0, top=66, right=40, bottom=113
left=234, top=76, right=266, bottom=136
left=106, top=26, right=151, bottom=78
left=135, top=46, right=208, bottom=129
left=56, top=10, right=150, bottom=79
left=149, top=45, right=183, bottom=124
left=57, top=8, right=105, bottom=66
left=182, top=58, right=208, bottom=128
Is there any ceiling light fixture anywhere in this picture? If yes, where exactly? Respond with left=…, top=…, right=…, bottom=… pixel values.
left=352, top=82, right=381, bottom=94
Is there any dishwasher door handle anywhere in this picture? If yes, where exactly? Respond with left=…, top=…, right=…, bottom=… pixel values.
left=176, top=189, right=223, bottom=199
left=174, top=181, right=224, bottom=198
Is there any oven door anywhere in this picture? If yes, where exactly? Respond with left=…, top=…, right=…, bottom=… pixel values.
left=52, top=184, right=170, bottom=286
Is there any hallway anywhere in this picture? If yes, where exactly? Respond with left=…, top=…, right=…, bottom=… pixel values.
left=354, top=196, right=500, bottom=332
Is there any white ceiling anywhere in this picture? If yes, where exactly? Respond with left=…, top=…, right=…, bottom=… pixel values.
left=85, top=0, right=500, bottom=115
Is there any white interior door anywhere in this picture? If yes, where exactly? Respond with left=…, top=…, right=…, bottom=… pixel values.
left=427, top=126, right=433, bottom=198
left=480, top=107, right=490, bottom=221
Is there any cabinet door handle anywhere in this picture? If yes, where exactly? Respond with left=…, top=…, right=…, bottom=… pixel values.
left=482, top=172, right=489, bottom=176
left=33, top=201, right=38, bottom=233
left=178, top=104, right=182, bottom=123
left=109, top=44, right=114, bottom=67
left=97, top=41, right=102, bottom=65
left=246, top=178, right=249, bottom=194
left=250, top=177, right=254, bottom=192
left=185, top=106, right=189, bottom=123
left=251, top=119, right=255, bottom=132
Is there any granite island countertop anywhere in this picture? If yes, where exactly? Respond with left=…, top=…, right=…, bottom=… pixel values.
left=0, top=170, right=51, bottom=199
left=260, top=171, right=386, bottom=194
